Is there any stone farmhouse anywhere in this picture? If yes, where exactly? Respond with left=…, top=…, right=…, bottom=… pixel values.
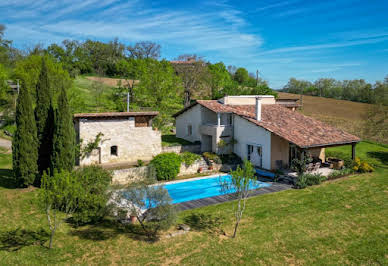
left=173, top=95, right=360, bottom=171
left=74, top=112, right=161, bottom=166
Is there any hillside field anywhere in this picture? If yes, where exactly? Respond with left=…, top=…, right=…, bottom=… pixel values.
left=277, top=92, right=387, bottom=143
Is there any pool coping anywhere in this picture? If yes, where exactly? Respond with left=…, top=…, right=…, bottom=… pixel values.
left=153, top=173, right=229, bottom=186
left=175, top=181, right=292, bottom=211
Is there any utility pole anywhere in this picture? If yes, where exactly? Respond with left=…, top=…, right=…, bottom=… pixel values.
left=256, top=70, right=259, bottom=86
left=126, top=91, right=130, bottom=112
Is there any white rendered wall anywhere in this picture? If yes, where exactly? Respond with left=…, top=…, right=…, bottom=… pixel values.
left=175, top=104, right=202, bottom=142
left=233, top=115, right=271, bottom=169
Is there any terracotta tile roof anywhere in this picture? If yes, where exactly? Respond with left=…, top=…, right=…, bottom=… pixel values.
left=175, top=100, right=360, bottom=148
left=74, top=111, right=158, bottom=119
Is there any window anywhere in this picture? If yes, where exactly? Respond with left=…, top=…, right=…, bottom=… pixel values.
left=187, top=125, right=192, bottom=136
left=247, top=144, right=262, bottom=167
left=110, top=146, right=118, bottom=156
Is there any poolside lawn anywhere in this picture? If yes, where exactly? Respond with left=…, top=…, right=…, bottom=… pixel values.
left=0, top=141, right=387, bottom=264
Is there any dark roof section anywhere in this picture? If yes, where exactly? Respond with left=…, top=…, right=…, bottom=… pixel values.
left=74, top=111, right=159, bottom=119
left=173, top=100, right=360, bottom=148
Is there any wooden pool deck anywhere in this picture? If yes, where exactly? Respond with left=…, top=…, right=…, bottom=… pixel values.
left=175, top=182, right=292, bottom=211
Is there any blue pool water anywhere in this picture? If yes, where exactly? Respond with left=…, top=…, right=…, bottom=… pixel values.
left=163, top=175, right=271, bottom=204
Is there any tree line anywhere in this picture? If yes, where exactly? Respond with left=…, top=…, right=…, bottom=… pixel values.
left=283, top=77, right=388, bottom=105
left=0, top=24, right=275, bottom=132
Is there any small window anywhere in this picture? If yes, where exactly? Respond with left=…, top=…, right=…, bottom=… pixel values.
left=111, top=146, right=118, bottom=156
left=187, top=125, right=192, bottom=136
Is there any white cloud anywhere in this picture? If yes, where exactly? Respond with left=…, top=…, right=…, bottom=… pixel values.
left=3, top=0, right=262, bottom=54
left=258, top=37, right=388, bottom=55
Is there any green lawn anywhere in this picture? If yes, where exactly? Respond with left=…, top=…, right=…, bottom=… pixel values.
left=161, top=134, right=195, bottom=147
left=0, top=142, right=387, bottom=264
left=68, top=76, right=116, bottom=114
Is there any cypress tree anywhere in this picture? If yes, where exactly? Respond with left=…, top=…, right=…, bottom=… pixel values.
left=51, top=86, right=75, bottom=172
left=35, top=58, right=54, bottom=178
left=12, top=84, right=38, bottom=187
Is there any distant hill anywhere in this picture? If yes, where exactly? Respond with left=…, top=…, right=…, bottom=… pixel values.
left=277, top=92, right=375, bottom=142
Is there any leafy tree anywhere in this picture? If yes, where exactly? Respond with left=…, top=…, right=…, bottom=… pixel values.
left=39, top=171, right=80, bottom=249
left=51, top=86, right=75, bottom=173
left=35, top=58, right=54, bottom=177
left=134, top=59, right=183, bottom=129
left=283, top=78, right=313, bottom=94
left=208, top=62, right=232, bottom=99
left=12, top=84, right=38, bottom=187
left=0, top=24, right=12, bottom=65
left=220, top=160, right=256, bottom=238
left=0, top=63, right=9, bottom=105
left=12, top=55, right=71, bottom=103
left=233, top=67, right=249, bottom=84
left=112, top=181, right=176, bottom=241
left=127, top=41, right=161, bottom=59
left=173, top=54, right=211, bottom=106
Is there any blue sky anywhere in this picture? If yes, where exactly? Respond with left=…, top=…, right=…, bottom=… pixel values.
left=1, top=0, right=387, bottom=88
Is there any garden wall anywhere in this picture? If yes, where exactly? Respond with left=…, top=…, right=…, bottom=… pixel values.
left=112, top=166, right=152, bottom=185
left=162, top=144, right=201, bottom=154
left=111, top=157, right=224, bottom=185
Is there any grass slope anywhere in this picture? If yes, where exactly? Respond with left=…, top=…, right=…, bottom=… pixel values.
left=277, top=92, right=384, bottom=143
left=68, top=76, right=116, bottom=114
left=0, top=141, right=387, bottom=264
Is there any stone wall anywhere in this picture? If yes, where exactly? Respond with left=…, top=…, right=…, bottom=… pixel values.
left=112, top=166, right=153, bottom=185
left=78, top=118, right=162, bottom=166
left=162, top=144, right=201, bottom=154
left=178, top=158, right=207, bottom=176
left=110, top=158, right=224, bottom=185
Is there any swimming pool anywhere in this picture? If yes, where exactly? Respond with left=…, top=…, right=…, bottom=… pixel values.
left=163, top=175, right=271, bottom=204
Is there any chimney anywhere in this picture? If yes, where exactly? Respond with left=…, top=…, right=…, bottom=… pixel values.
left=255, top=97, right=261, bottom=121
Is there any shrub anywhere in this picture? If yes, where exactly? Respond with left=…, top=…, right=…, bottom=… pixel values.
left=291, top=156, right=312, bottom=175
left=352, top=157, right=374, bottom=173
left=219, top=153, right=242, bottom=165
left=151, top=153, right=182, bottom=181
left=328, top=168, right=354, bottom=179
left=203, top=152, right=222, bottom=164
left=294, top=173, right=326, bottom=189
left=70, top=165, right=113, bottom=225
left=137, top=159, right=144, bottom=167
left=113, top=182, right=176, bottom=240
left=180, top=152, right=200, bottom=166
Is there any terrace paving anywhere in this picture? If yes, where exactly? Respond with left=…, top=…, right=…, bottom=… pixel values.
left=176, top=182, right=291, bottom=211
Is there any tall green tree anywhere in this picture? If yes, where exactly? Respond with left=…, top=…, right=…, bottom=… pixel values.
left=35, top=58, right=54, bottom=177
left=12, top=84, right=38, bottom=187
left=51, top=87, right=75, bottom=173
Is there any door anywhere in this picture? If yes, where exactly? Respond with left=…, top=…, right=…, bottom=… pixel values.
left=247, top=144, right=262, bottom=168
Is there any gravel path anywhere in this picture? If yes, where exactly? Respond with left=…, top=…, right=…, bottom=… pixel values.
left=0, top=138, right=11, bottom=150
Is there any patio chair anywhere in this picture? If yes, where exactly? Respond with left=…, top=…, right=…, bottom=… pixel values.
left=306, top=163, right=314, bottom=172
left=313, top=162, right=321, bottom=172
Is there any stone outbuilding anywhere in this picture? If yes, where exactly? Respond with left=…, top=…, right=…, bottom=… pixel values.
left=74, top=112, right=161, bottom=166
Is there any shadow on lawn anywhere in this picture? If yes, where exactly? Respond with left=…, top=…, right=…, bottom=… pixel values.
left=0, top=228, right=49, bottom=251
left=0, top=169, right=16, bottom=189
left=69, top=219, right=153, bottom=242
left=367, top=151, right=388, bottom=168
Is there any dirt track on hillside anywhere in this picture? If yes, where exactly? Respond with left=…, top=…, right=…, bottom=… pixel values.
left=86, top=76, right=139, bottom=87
